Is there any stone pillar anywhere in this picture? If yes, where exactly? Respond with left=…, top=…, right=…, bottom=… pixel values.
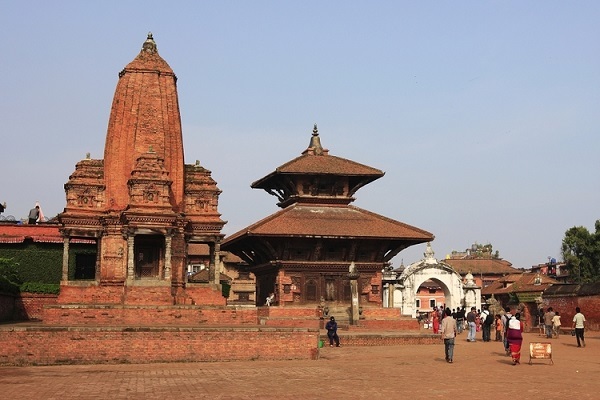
left=95, top=237, right=101, bottom=281
left=348, top=262, right=360, bottom=325
left=164, top=235, right=172, bottom=280
left=387, top=283, right=395, bottom=308
left=213, top=242, right=221, bottom=285
left=209, top=243, right=216, bottom=284
left=127, top=235, right=135, bottom=280
left=62, top=237, right=70, bottom=281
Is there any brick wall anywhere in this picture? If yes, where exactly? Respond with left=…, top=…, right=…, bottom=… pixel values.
left=335, top=333, right=439, bottom=346
left=43, top=305, right=260, bottom=326
left=57, top=283, right=227, bottom=307
left=58, top=284, right=125, bottom=304
left=184, top=284, right=227, bottom=306
left=0, top=326, right=319, bottom=366
left=544, top=295, right=600, bottom=331
left=14, top=293, right=58, bottom=321
left=258, top=306, right=321, bottom=329
left=356, top=308, right=421, bottom=331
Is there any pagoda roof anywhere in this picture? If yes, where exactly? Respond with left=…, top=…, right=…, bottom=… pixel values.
left=251, top=125, right=384, bottom=189
left=252, top=154, right=384, bottom=188
left=222, top=203, right=433, bottom=244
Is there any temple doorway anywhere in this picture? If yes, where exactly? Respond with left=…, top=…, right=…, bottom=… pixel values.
left=304, top=274, right=350, bottom=304
left=134, top=235, right=164, bottom=279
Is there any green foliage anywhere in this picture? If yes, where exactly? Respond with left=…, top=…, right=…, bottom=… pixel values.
left=0, top=257, right=21, bottom=294
left=561, top=219, right=600, bottom=283
left=19, top=282, right=60, bottom=294
left=0, top=243, right=62, bottom=284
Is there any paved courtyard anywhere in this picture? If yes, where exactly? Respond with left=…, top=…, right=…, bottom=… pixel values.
left=1, top=331, right=598, bottom=399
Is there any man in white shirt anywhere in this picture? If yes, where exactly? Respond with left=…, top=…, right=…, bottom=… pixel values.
left=572, top=307, right=586, bottom=347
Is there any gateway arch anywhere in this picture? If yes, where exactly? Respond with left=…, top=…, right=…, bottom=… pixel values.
left=382, top=243, right=481, bottom=317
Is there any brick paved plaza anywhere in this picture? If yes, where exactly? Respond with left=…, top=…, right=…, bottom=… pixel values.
left=1, top=332, right=598, bottom=399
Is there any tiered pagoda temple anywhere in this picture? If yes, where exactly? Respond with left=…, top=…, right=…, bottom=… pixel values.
left=222, top=125, right=434, bottom=308
left=58, top=34, right=225, bottom=305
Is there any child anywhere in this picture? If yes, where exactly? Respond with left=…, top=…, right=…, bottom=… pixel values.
left=552, top=311, right=561, bottom=338
left=495, top=314, right=503, bottom=341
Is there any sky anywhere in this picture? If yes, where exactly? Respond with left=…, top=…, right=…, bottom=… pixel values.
left=1, top=2, right=599, bottom=269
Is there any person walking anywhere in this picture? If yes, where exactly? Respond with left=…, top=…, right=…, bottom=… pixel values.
left=572, top=307, right=586, bottom=348
left=538, top=307, right=545, bottom=336
left=456, top=306, right=465, bottom=334
left=466, top=307, right=477, bottom=342
left=544, top=307, right=555, bottom=339
left=552, top=311, right=562, bottom=338
left=431, top=306, right=440, bottom=334
left=502, top=307, right=513, bottom=356
left=325, top=316, right=340, bottom=347
left=494, top=314, right=503, bottom=342
left=440, top=308, right=457, bottom=363
left=481, top=307, right=493, bottom=342
left=506, top=312, right=524, bottom=365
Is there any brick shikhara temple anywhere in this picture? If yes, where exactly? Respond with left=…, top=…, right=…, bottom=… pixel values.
left=222, top=125, right=434, bottom=308
left=58, top=34, right=225, bottom=305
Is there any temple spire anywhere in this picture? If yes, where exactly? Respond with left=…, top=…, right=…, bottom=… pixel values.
left=142, top=32, right=157, bottom=53
left=304, top=124, right=327, bottom=155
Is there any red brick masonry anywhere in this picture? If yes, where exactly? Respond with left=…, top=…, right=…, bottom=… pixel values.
left=0, top=325, right=319, bottom=366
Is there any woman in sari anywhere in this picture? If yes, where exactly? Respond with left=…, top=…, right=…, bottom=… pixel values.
left=506, top=312, right=524, bottom=365
left=432, top=307, right=440, bottom=334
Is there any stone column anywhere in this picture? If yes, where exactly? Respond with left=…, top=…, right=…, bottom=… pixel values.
left=62, top=237, right=70, bottom=281
left=348, top=262, right=360, bottom=325
left=127, top=235, right=135, bottom=280
left=213, top=243, right=221, bottom=285
left=208, top=243, right=216, bottom=284
left=164, top=235, right=172, bottom=280
left=387, top=283, right=395, bottom=308
left=95, top=237, right=101, bottom=281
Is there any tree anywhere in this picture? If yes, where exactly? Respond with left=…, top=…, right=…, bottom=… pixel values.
left=0, top=257, right=22, bottom=294
left=561, top=220, right=600, bottom=283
